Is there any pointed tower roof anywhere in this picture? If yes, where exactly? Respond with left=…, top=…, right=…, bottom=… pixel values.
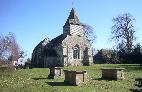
left=64, top=8, right=82, bottom=26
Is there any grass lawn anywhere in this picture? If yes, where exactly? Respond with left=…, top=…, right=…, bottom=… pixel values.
left=0, top=64, right=142, bottom=92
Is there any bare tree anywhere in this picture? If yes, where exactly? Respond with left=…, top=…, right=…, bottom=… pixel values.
left=83, top=24, right=96, bottom=44
left=0, top=35, right=10, bottom=60
left=0, top=32, right=23, bottom=63
left=111, top=13, right=136, bottom=52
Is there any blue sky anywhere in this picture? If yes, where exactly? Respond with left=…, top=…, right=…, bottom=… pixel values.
left=0, top=0, right=142, bottom=58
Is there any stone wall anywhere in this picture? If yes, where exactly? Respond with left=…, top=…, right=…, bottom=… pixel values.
left=32, top=34, right=94, bottom=67
left=53, top=45, right=64, bottom=67
left=62, top=35, right=93, bottom=66
left=43, top=45, right=64, bottom=67
left=31, top=48, right=44, bottom=67
left=43, top=57, right=58, bottom=67
left=31, top=38, right=49, bottom=68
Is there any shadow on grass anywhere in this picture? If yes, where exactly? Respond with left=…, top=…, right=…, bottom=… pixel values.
left=130, top=78, right=142, bottom=92
left=93, top=77, right=117, bottom=81
left=46, top=82, right=75, bottom=86
left=130, top=89, right=142, bottom=92
left=93, top=77, right=102, bottom=81
left=32, top=77, right=48, bottom=80
left=118, top=64, right=142, bottom=71
left=120, top=64, right=141, bottom=67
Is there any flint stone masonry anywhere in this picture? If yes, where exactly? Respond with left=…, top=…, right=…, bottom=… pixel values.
left=101, top=68, right=125, bottom=80
left=48, top=67, right=63, bottom=79
left=64, top=70, right=87, bottom=85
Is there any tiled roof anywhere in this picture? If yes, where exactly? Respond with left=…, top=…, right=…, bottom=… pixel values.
left=34, top=38, right=50, bottom=51
left=49, top=34, right=66, bottom=47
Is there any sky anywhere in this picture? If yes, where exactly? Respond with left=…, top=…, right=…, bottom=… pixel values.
left=0, top=0, right=142, bottom=58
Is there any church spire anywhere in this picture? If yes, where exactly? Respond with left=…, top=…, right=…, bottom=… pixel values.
left=63, top=8, right=84, bottom=36
left=64, top=8, right=81, bottom=26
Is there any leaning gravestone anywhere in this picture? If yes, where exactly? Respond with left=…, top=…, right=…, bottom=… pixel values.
left=48, top=67, right=63, bottom=79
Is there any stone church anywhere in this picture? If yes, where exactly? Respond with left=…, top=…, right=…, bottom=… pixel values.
left=31, top=8, right=93, bottom=68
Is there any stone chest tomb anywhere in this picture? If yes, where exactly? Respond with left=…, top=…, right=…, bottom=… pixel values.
left=48, top=67, right=63, bottom=79
left=64, top=70, right=87, bottom=85
left=101, top=68, right=125, bottom=80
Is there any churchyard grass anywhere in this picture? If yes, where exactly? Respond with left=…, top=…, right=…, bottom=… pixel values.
left=0, top=64, right=142, bottom=92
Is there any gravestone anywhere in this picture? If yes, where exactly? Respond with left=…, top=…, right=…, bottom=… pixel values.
left=64, top=70, right=87, bottom=85
left=101, top=68, right=125, bottom=80
left=48, top=67, right=63, bottom=79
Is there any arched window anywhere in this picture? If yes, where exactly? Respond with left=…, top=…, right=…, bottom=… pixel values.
left=73, top=45, right=80, bottom=59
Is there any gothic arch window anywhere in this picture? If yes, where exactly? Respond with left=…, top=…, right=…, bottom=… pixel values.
left=73, top=45, right=80, bottom=59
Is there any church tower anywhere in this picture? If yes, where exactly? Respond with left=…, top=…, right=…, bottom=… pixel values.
left=63, top=8, right=84, bottom=36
